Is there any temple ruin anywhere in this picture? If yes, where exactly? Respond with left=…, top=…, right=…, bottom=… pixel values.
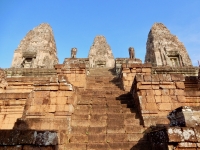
left=11, top=23, right=59, bottom=69
left=0, top=23, right=199, bottom=150
left=145, top=23, right=192, bottom=67
left=88, top=35, right=115, bottom=68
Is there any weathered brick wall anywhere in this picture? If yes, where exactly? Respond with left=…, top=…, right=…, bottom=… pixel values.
left=0, top=93, right=28, bottom=129
left=121, top=63, right=151, bottom=91
left=55, top=64, right=86, bottom=90
left=0, top=72, right=81, bottom=149
left=15, top=74, right=77, bottom=131
left=130, top=72, right=200, bottom=127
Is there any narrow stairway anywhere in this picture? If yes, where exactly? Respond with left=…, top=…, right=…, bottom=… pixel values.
left=67, top=68, right=148, bottom=150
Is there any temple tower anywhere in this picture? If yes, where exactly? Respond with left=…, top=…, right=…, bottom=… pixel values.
left=11, top=23, right=59, bottom=68
left=88, top=35, right=115, bottom=68
left=145, top=23, right=192, bottom=67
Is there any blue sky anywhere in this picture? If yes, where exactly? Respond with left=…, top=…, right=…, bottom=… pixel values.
left=0, top=0, right=200, bottom=68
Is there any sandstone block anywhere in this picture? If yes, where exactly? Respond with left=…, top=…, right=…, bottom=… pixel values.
left=171, top=96, right=178, bottom=102
left=48, top=105, right=56, bottom=112
left=33, top=98, right=44, bottom=105
left=107, top=119, right=124, bottom=127
left=34, top=91, right=49, bottom=98
left=135, top=74, right=143, bottom=82
left=124, top=118, right=140, bottom=126
left=145, top=103, right=158, bottom=111
left=175, top=82, right=185, bottom=89
left=89, top=119, right=106, bottom=127
left=50, top=97, right=57, bottom=105
left=154, top=89, right=162, bottom=96
left=88, top=127, right=106, bottom=134
left=57, top=91, right=73, bottom=97
left=175, top=89, right=185, bottom=96
left=142, top=68, right=151, bottom=73
left=146, top=96, right=155, bottom=103
left=152, top=85, right=159, bottom=89
left=158, top=103, right=172, bottom=110
left=146, top=90, right=154, bottom=96
left=143, top=75, right=151, bottom=82
left=91, top=108, right=106, bottom=114
left=50, top=92, right=57, bottom=98
left=163, top=74, right=172, bottom=81
left=155, top=95, right=162, bottom=103
left=171, top=74, right=185, bottom=81
left=159, top=84, right=176, bottom=89
left=71, top=126, right=88, bottom=134
left=127, top=133, right=144, bottom=142
left=138, top=85, right=152, bottom=90
left=151, top=74, right=159, bottom=82
left=59, top=85, right=73, bottom=91
left=177, top=96, right=186, bottom=102
left=69, top=135, right=88, bottom=143
left=140, top=90, right=146, bottom=96
left=88, top=134, right=106, bottom=143
left=71, top=119, right=90, bottom=127
left=161, top=89, right=169, bottom=95
left=87, top=143, right=109, bottom=150
left=106, top=134, right=128, bottom=142
left=162, top=95, right=172, bottom=102
left=56, top=96, right=67, bottom=105
left=107, top=126, right=125, bottom=133
left=169, top=89, right=175, bottom=95
left=125, top=126, right=145, bottom=133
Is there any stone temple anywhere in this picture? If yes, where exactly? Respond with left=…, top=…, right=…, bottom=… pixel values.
left=0, top=23, right=200, bottom=150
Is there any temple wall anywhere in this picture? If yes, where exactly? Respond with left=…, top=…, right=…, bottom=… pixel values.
left=121, top=63, right=151, bottom=91
left=0, top=66, right=86, bottom=149
left=120, top=62, right=200, bottom=128
left=54, top=64, right=87, bottom=90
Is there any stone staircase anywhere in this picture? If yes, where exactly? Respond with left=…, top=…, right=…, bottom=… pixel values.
left=67, top=68, right=148, bottom=150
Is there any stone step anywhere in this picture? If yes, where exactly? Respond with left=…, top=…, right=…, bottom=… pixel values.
left=86, top=83, right=121, bottom=87
left=86, top=79, right=120, bottom=83
left=71, top=114, right=140, bottom=128
left=85, top=86, right=121, bottom=90
left=68, top=133, right=146, bottom=143
left=70, top=126, right=146, bottom=135
left=74, top=107, right=116, bottom=115
left=81, top=89, right=128, bottom=94
left=86, top=79, right=121, bottom=83
left=0, top=93, right=29, bottom=99
left=86, top=87, right=121, bottom=91
left=64, top=141, right=149, bottom=150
